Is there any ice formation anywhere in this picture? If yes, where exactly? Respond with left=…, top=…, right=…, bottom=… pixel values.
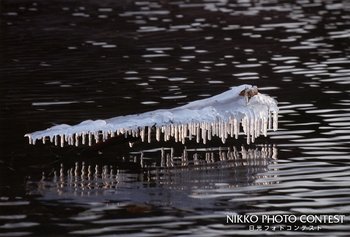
left=25, top=84, right=278, bottom=147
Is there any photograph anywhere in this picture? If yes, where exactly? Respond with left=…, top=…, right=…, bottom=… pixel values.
left=1, top=0, right=349, bottom=236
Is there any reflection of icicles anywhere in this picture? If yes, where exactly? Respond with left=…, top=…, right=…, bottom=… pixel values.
left=131, top=144, right=277, bottom=169
left=25, top=85, right=278, bottom=146
left=34, top=144, right=277, bottom=197
left=41, top=162, right=123, bottom=197
left=148, top=145, right=278, bottom=191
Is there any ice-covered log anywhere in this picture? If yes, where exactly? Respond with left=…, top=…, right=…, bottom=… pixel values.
left=24, top=84, right=278, bottom=147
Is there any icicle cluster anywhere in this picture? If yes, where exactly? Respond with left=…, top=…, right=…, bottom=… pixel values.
left=25, top=84, right=278, bottom=147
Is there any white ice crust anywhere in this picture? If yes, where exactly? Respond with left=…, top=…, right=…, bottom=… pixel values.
left=25, top=84, right=278, bottom=147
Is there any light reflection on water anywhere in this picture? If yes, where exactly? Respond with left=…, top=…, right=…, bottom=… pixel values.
left=1, top=0, right=350, bottom=236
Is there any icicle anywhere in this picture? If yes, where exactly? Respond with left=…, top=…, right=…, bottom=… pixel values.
left=167, top=125, right=171, bottom=141
left=163, top=126, right=167, bottom=141
left=174, top=124, right=178, bottom=142
left=216, top=120, right=220, bottom=137
left=156, top=127, right=160, bottom=141
left=224, top=121, right=228, bottom=139
left=179, top=124, right=184, bottom=143
left=208, top=123, right=212, bottom=141
left=182, top=124, right=186, bottom=144
left=60, top=135, right=64, bottom=147
left=88, top=133, right=92, bottom=146
left=273, top=111, right=278, bottom=131
left=245, top=117, right=250, bottom=145
left=140, top=128, right=145, bottom=142
left=229, top=117, right=234, bottom=137
left=178, top=124, right=182, bottom=142
left=147, top=126, right=151, bottom=143
left=212, top=121, right=217, bottom=137
left=255, top=117, right=260, bottom=139
left=202, top=123, right=207, bottom=144
left=178, top=124, right=182, bottom=143
left=220, top=120, right=226, bottom=143
left=258, top=117, right=263, bottom=137
left=103, top=131, right=107, bottom=141
left=249, top=110, right=256, bottom=144
left=168, top=125, right=172, bottom=141
left=170, top=124, right=174, bottom=138
left=188, top=123, right=193, bottom=141
left=262, top=117, right=267, bottom=137
left=95, top=132, right=99, bottom=144
left=82, top=132, right=86, bottom=145
left=234, top=118, right=239, bottom=139
left=75, top=133, right=79, bottom=147
left=196, top=123, right=200, bottom=143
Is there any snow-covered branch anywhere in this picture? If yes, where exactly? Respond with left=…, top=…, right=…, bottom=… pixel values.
left=25, top=84, right=278, bottom=147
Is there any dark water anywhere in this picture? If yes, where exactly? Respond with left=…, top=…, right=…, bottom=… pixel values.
left=1, top=0, right=350, bottom=236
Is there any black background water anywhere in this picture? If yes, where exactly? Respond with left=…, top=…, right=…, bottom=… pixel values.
left=1, top=0, right=350, bottom=236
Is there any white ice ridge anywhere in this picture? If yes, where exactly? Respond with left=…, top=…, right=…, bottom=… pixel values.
left=25, top=84, right=278, bottom=147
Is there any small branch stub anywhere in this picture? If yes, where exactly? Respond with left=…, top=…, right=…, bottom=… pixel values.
left=239, top=86, right=259, bottom=103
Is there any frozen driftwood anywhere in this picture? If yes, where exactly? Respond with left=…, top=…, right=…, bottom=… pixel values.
left=25, top=84, right=278, bottom=147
